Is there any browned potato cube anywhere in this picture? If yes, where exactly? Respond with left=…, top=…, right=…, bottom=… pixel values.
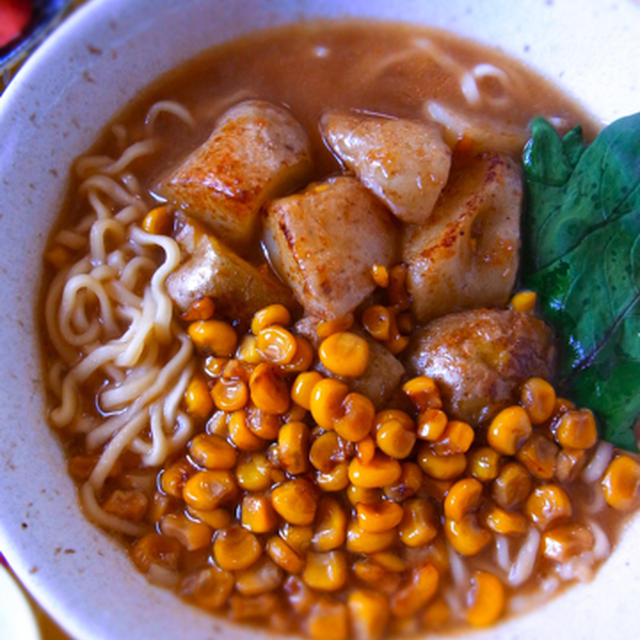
left=263, top=177, right=397, bottom=320
left=160, top=100, right=312, bottom=249
left=166, top=214, right=294, bottom=320
left=321, top=111, right=451, bottom=224
left=403, top=153, right=522, bottom=322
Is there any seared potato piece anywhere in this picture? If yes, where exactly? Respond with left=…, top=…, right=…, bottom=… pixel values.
left=321, top=112, right=451, bottom=224
left=263, top=177, right=397, bottom=320
left=160, top=100, right=311, bottom=249
left=294, top=317, right=405, bottom=407
left=406, top=309, right=555, bottom=425
left=403, top=153, right=522, bottom=322
left=166, top=214, right=294, bottom=320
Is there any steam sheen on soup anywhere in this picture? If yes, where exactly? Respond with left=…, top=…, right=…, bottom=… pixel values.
left=42, top=21, right=639, bottom=639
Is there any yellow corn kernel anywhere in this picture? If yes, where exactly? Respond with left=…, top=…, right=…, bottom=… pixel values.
left=352, top=559, right=398, bottom=590
left=423, top=596, right=449, bottom=629
left=182, top=470, right=237, bottom=511
left=180, top=565, right=234, bottom=609
left=555, top=409, right=598, bottom=450
left=542, top=522, right=595, bottom=562
left=357, top=437, right=376, bottom=464
left=387, top=263, right=410, bottom=310
left=102, top=489, right=148, bottom=522
left=391, top=563, right=439, bottom=617
left=384, top=462, right=423, bottom=502
left=251, top=304, right=291, bottom=335
left=517, top=431, right=558, bottom=480
left=141, top=205, right=172, bottom=235
left=310, top=378, right=349, bottom=429
left=278, top=421, right=310, bottom=475
left=509, top=290, right=536, bottom=313
left=488, top=406, right=532, bottom=455
left=444, top=515, right=491, bottom=556
left=306, top=598, right=349, bottom=640
left=229, top=593, right=277, bottom=621
left=316, top=461, right=350, bottom=492
left=432, top=420, right=474, bottom=456
left=184, top=376, right=214, bottom=419
left=291, top=371, right=324, bottom=411
left=211, top=378, right=248, bottom=412
left=249, top=363, right=290, bottom=414
left=402, top=376, right=442, bottom=411
left=303, top=550, right=347, bottom=591
left=348, top=588, right=390, bottom=640
left=466, top=571, right=505, bottom=627
left=235, top=452, right=271, bottom=491
left=370, top=551, right=406, bottom=572
left=492, top=462, right=532, bottom=509
left=245, top=405, right=280, bottom=440
left=160, top=457, right=193, bottom=498
left=468, top=447, right=501, bottom=483
left=525, top=484, right=572, bottom=529
left=180, top=296, right=215, bottom=322
left=362, top=305, right=391, bottom=341
left=356, top=500, right=403, bottom=533
left=284, top=404, right=307, bottom=424
left=148, top=492, right=171, bottom=524
left=398, top=498, right=438, bottom=547
left=160, top=512, right=212, bottom=551
left=418, top=445, right=467, bottom=480
left=227, top=409, right=264, bottom=451
left=348, top=484, right=382, bottom=506
left=204, top=356, right=228, bottom=378
left=189, top=433, right=237, bottom=469
left=283, top=577, right=314, bottom=617
left=396, top=311, right=414, bottom=335
left=349, top=453, right=402, bottom=488
left=44, top=244, right=73, bottom=269
left=346, top=522, right=396, bottom=554
left=309, top=431, right=343, bottom=473
left=371, top=263, right=390, bottom=288
left=374, top=409, right=414, bottom=433
left=555, top=447, right=587, bottom=483
left=319, top=331, right=369, bottom=378
left=271, top=478, right=317, bottom=525
left=376, top=417, right=416, bottom=459
left=335, top=392, right=375, bottom=442
left=187, top=507, right=232, bottom=530
left=280, top=336, right=314, bottom=374
left=385, top=330, right=409, bottom=355
left=241, top=494, right=278, bottom=533
left=213, top=525, right=262, bottom=571
left=417, top=409, right=448, bottom=441
left=280, top=523, right=314, bottom=555
left=257, top=325, right=297, bottom=364
left=422, top=476, right=454, bottom=502
left=602, top=455, right=640, bottom=510
left=312, top=497, right=347, bottom=551
left=236, top=335, right=263, bottom=364
left=481, top=506, right=528, bottom=536
left=235, top=556, right=283, bottom=595
left=444, top=478, right=483, bottom=521
left=520, top=377, right=556, bottom=424
left=316, top=313, right=354, bottom=339
left=266, top=536, right=305, bottom=574
left=131, top=533, right=181, bottom=573
left=188, top=320, right=237, bottom=356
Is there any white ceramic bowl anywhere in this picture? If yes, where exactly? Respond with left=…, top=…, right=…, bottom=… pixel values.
left=0, top=1, right=638, bottom=639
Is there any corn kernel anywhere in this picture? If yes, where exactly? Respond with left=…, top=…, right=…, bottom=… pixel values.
left=346, top=522, right=396, bottom=553
left=335, top=392, right=375, bottom=442
left=316, top=461, right=350, bottom=492
left=517, top=432, right=558, bottom=480
left=423, top=596, right=449, bottom=628
left=371, top=263, right=390, bottom=288
left=189, top=433, right=237, bottom=469
left=376, top=417, right=416, bottom=459
left=444, top=515, right=491, bottom=556
left=160, top=457, right=194, bottom=498
left=555, top=447, right=587, bottom=483
left=306, top=598, right=348, bottom=640
left=291, top=372, right=324, bottom=411
left=356, top=500, right=404, bottom=533
left=509, top=290, right=536, bottom=313
left=319, top=331, right=369, bottom=377
left=370, top=551, right=406, bottom=572
left=281, top=336, right=315, bottom=373
left=235, top=556, right=282, bottom=595
left=466, top=571, right=504, bottom=627
left=362, top=305, right=391, bottom=341
left=520, top=377, right=556, bottom=424
left=227, top=409, right=265, bottom=451
left=180, top=565, right=234, bottom=609
left=235, top=452, right=271, bottom=491
left=542, top=523, right=595, bottom=562
left=257, top=325, right=298, bottom=364
left=310, top=378, right=349, bottom=430
left=488, top=406, right=532, bottom=455
left=555, top=409, right=598, bottom=450
left=280, top=523, right=314, bottom=555
left=213, top=525, right=262, bottom=571
left=271, top=478, right=317, bottom=525
left=525, top=484, right=572, bottom=529
left=316, top=313, right=354, bottom=338
left=348, top=588, right=390, bottom=640
left=492, top=462, right=532, bottom=509
left=418, top=444, right=467, bottom=480
left=211, top=378, right=248, bottom=412
left=182, top=470, right=237, bottom=511
left=432, top=420, right=474, bottom=456
left=349, top=453, right=402, bottom=488
left=309, top=431, right=344, bottom=473
left=348, top=484, right=381, bottom=506
left=391, top=563, right=439, bottom=617
left=187, top=507, right=232, bottom=530
left=188, top=320, right=237, bottom=356
left=303, top=550, right=348, bottom=591
left=180, top=296, right=215, bottom=322
left=251, top=304, right=291, bottom=334
left=229, top=593, right=277, bottom=621
left=266, top=536, right=305, bottom=574
left=417, top=409, right=448, bottom=441
left=141, top=205, right=172, bottom=235
left=131, top=533, right=181, bottom=573
left=249, top=363, right=290, bottom=414
left=602, top=455, right=640, bottom=510
left=236, top=335, right=263, bottom=364
left=402, top=376, right=442, bottom=411
left=357, top=437, right=376, bottom=464
left=102, top=489, right=148, bottom=522
left=160, top=512, right=212, bottom=551
left=398, top=498, right=438, bottom=547
left=444, top=478, right=483, bottom=521
left=468, top=447, right=501, bottom=483
left=384, top=462, right=423, bottom=502
left=242, top=494, right=278, bottom=533
left=481, top=506, right=527, bottom=536
left=312, top=497, right=347, bottom=551
left=184, top=376, right=214, bottom=419
left=278, top=421, right=310, bottom=475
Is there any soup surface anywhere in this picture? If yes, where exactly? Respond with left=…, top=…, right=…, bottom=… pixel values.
left=41, top=21, right=638, bottom=639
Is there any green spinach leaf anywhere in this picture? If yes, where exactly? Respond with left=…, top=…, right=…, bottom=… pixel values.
left=523, top=113, right=640, bottom=451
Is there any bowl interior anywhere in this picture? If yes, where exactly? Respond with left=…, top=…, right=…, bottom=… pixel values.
left=0, top=1, right=639, bottom=639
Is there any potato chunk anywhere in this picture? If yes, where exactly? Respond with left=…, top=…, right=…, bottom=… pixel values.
left=406, top=309, right=555, bottom=425
left=403, top=153, right=522, bottom=322
left=166, top=214, right=294, bottom=320
left=321, top=112, right=451, bottom=224
left=160, top=100, right=312, bottom=249
left=263, top=177, right=397, bottom=320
